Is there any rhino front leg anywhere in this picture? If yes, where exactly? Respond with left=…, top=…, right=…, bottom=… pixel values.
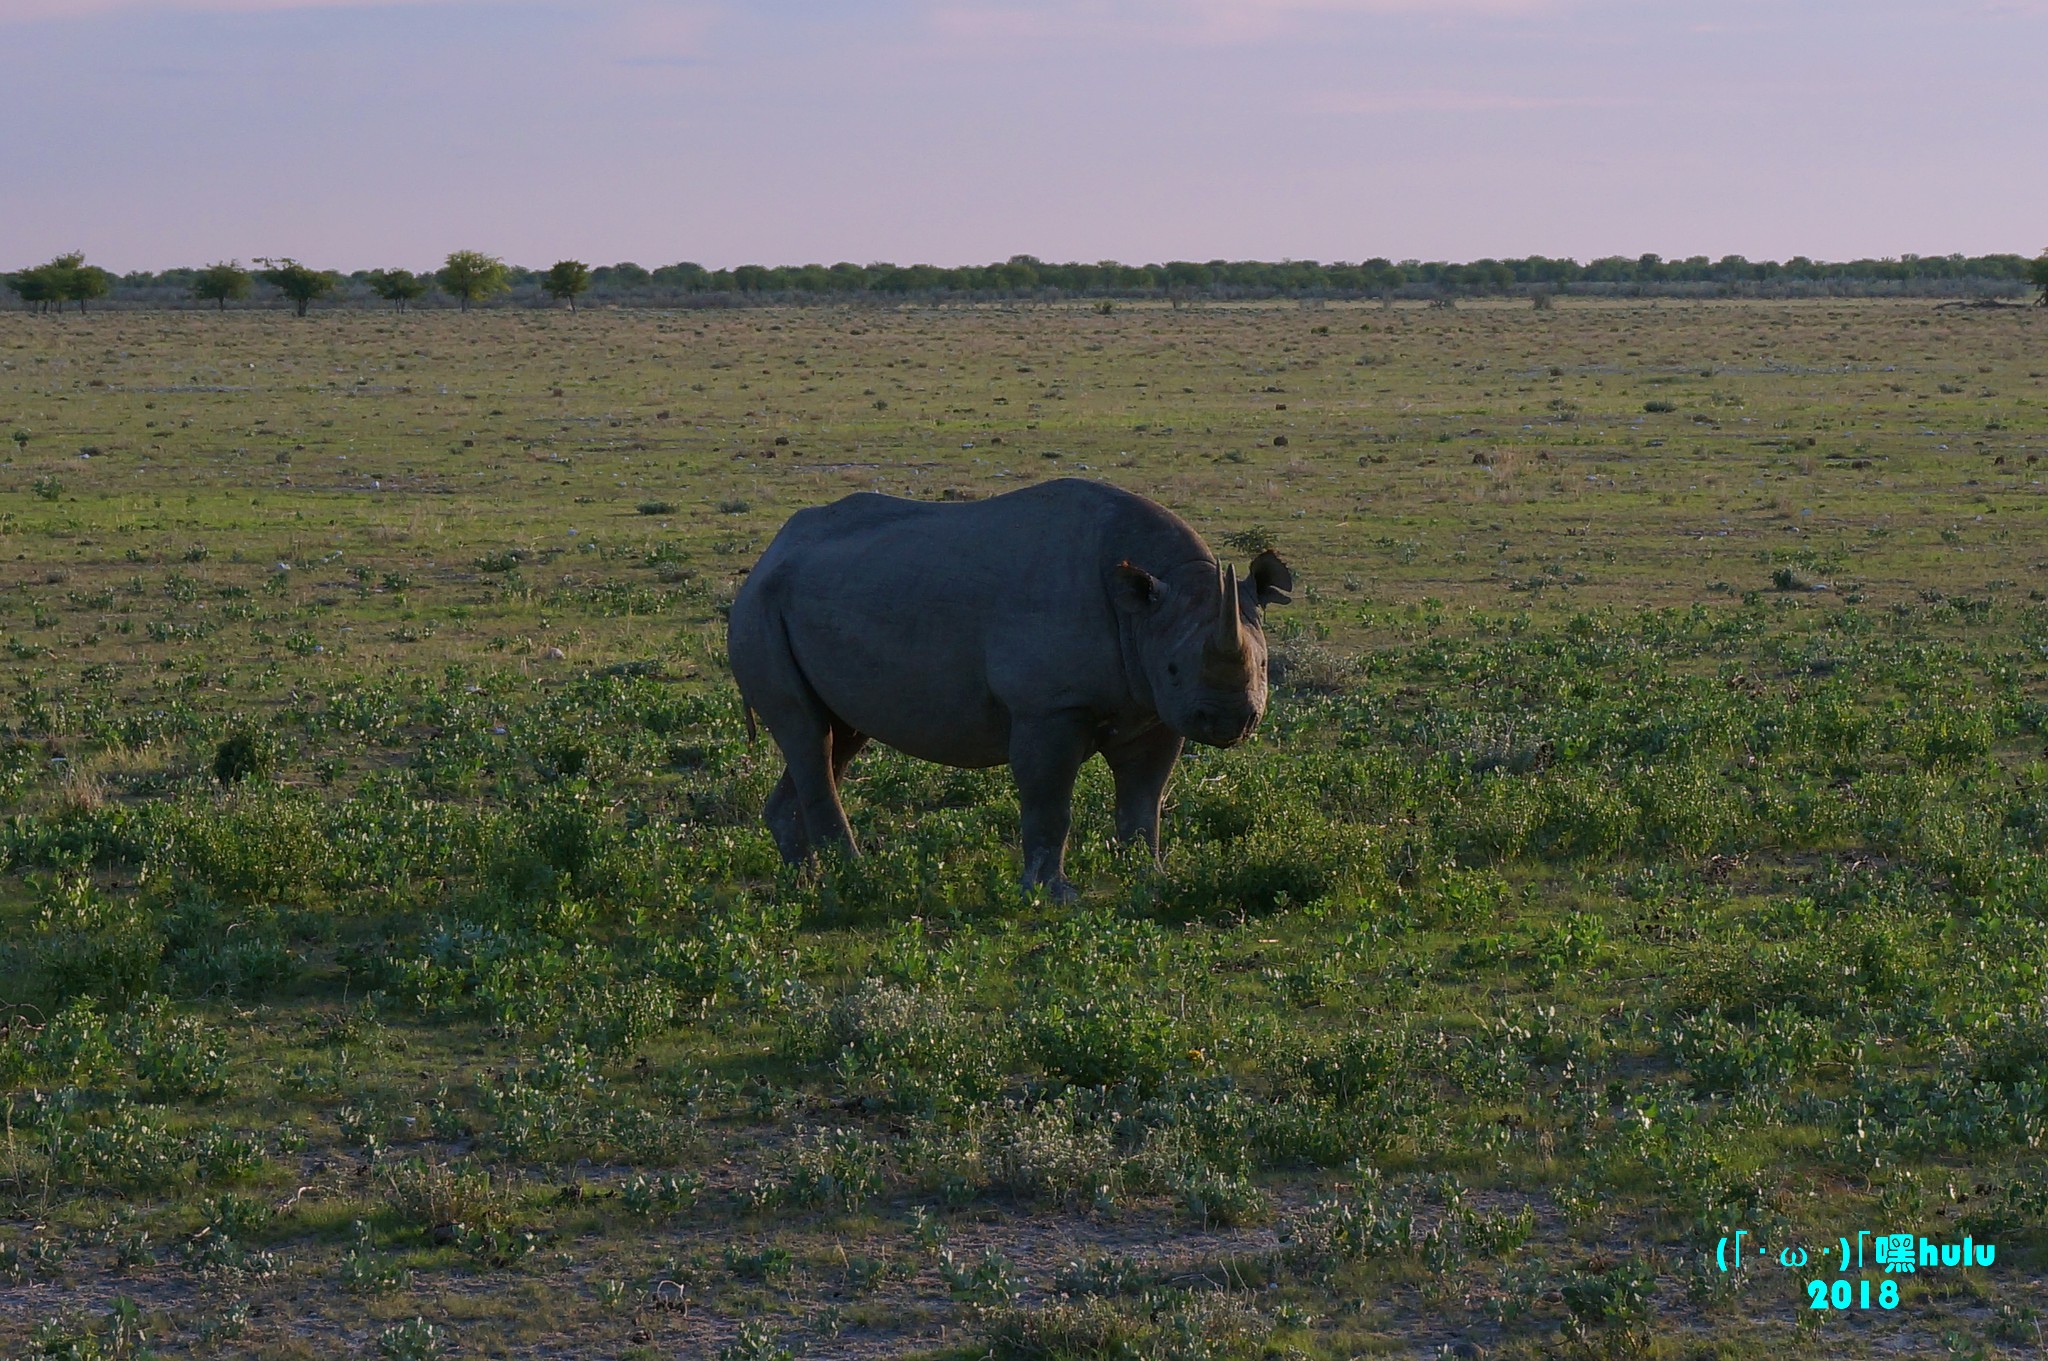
left=1105, top=723, right=1184, bottom=863
left=1009, top=713, right=1096, bottom=901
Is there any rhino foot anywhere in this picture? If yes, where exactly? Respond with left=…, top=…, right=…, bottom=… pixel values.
left=764, top=773, right=808, bottom=862
left=1024, top=876, right=1080, bottom=905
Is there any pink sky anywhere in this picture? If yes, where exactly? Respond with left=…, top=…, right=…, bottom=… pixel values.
left=2, top=0, right=2043, bottom=272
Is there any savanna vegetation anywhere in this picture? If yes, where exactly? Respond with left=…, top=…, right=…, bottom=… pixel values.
left=0, top=298, right=2044, bottom=1359
left=11, top=250, right=2046, bottom=314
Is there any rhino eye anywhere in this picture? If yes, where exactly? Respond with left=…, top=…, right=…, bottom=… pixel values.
left=1167, top=663, right=1179, bottom=677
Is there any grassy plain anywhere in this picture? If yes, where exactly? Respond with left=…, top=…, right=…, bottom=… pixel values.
left=0, top=298, right=2045, bottom=1359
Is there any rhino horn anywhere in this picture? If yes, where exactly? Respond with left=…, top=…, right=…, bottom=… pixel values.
left=1209, top=564, right=1246, bottom=660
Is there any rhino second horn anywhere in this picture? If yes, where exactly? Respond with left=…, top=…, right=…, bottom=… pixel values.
left=1211, top=564, right=1246, bottom=660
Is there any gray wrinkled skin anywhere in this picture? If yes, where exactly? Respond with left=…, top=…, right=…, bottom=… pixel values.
left=727, top=478, right=1293, bottom=900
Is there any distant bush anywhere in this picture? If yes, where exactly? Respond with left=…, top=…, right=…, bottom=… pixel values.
left=1771, top=566, right=1813, bottom=591
left=212, top=731, right=275, bottom=785
left=1221, top=526, right=1277, bottom=553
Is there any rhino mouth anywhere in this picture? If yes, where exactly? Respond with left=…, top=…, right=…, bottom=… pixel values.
left=1183, top=703, right=1260, bottom=748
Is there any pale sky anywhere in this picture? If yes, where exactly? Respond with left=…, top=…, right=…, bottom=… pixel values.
left=3, top=0, right=2043, bottom=273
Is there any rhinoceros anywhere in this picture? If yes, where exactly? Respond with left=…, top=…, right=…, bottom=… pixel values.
left=727, top=477, right=1293, bottom=899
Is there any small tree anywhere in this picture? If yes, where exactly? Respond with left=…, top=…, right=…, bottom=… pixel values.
left=7, top=265, right=58, bottom=313
left=64, top=255, right=111, bottom=314
left=256, top=257, right=338, bottom=317
left=192, top=261, right=252, bottom=311
left=366, top=268, right=429, bottom=310
left=8, top=253, right=105, bottom=314
left=542, top=260, right=591, bottom=311
left=438, top=250, right=509, bottom=312
left=2032, top=248, right=2048, bottom=307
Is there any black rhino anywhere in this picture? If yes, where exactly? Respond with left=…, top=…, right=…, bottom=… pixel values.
left=727, top=478, right=1292, bottom=899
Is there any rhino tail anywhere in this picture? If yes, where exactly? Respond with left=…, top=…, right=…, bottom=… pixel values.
left=743, top=702, right=758, bottom=744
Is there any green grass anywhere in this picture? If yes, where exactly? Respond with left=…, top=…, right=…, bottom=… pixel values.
left=1, top=298, right=2045, bottom=1358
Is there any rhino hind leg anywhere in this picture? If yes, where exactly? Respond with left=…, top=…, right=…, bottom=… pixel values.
left=762, top=719, right=869, bottom=863
left=740, top=614, right=864, bottom=859
left=1105, top=724, right=1184, bottom=864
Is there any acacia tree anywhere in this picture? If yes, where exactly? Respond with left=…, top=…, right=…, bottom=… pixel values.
left=2033, top=248, right=2048, bottom=307
left=7, top=264, right=58, bottom=313
left=7, top=253, right=107, bottom=313
left=542, top=259, right=591, bottom=311
left=255, top=258, right=337, bottom=317
left=438, top=250, right=509, bottom=312
left=366, top=268, right=429, bottom=310
left=66, top=255, right=111, bottom=313
left=192, top=261, right=251, bottom=311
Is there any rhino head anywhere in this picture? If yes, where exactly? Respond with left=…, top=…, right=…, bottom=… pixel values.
left=1112, top=549, right=1295, bottom=748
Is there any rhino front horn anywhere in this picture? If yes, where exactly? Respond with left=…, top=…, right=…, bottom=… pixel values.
left=1211, top=564, right=1246, bottom=659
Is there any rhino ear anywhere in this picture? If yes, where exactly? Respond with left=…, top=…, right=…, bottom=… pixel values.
left=1111, top=560, right=1165, bottom=614
left=1249, top=550, right=1294, bottom=606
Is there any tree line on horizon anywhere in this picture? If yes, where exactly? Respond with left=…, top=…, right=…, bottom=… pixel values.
left=5, top=251, right=587, bottom=315
left=10, top=248, right=2048, bottom=313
